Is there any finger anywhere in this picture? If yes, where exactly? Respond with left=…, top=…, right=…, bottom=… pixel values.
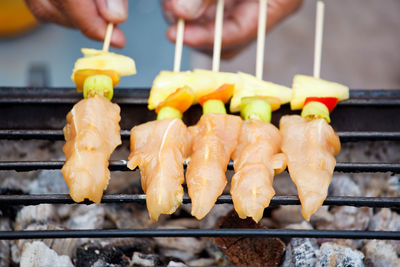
left=167, top=1, right=259, bottom=48
left=163, top=0, right=215, bottom=21
left=25, top=0, right=74, bottom=27
left=267, top=0, right=303, bottom=29
left=96, top=0, right=129, bottom=24
left=49, top=0, right=126, bottom=48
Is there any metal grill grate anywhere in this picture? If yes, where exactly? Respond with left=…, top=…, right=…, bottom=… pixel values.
left=0, top=88, right=400, bottom=240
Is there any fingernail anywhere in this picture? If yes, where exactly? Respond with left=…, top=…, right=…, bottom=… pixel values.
left=105, top=0, right=127, bottom=20
left=176, top=0, right=203, bottom=18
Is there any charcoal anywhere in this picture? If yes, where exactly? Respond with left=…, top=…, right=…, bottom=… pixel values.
left=282, top=238, right=319, bottom=267
left=368, top=209, right=400, bottom=254
left=131, top=251, right=161, bottom=266
left=102, top=238, right=156, bottom=256
left=28, top=170, right=69, bottom=194
left=317, top=242, right=364, bottom=267
left=75, top=242, right=130, bottom=267
left=329, top=175, right=362, bottom=197
left=214, top=210, right=285, bottom=266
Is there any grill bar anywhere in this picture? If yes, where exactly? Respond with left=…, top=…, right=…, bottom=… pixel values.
left=0, top=194, right=399, bottom=208
left=0, top=229, right=399, bottom=240
left=1, top=160, right=399, bottom=173
left=1, top=130, right=400, bottom=141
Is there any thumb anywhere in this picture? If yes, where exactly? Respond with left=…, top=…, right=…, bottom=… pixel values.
left=169, top=0, right=214, bottom=20
left=96, top=0, right=128, bottom=24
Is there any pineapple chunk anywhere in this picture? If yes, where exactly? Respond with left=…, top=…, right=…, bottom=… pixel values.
left=291, top=75, right=349, bottom=110
left=71, top=48, right=136, bottom=81
left=148, top=69, right=238, bottom=110
left=148, top=71, right=191, bottom=110
left=229, top=72, right=292, bottom=113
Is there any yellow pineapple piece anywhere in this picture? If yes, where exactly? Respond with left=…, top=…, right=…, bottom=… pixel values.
left=291, top=75, right=349, bottom=110
left=71, top=48, right=136, bottom=81
left=230, top=72, right=292, bottom=113
left=148, top=71, right=191, bottom=110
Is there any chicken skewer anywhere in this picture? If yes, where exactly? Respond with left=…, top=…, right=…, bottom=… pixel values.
left=186, top=0, right=242, bottom=220
left=280, top=1, right=349, bottom=220
left=127, top=19, right=194, bottom=221
left=230, top=0, right=286, bottom=223
left=62, top=24, right=136, bottom=203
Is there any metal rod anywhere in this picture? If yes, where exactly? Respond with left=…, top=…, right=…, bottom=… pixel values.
left=0, top=161, right=399, bottom=173
left=0, top=229, right=399, bottom=240
left=1, top=194, right=399, bottom=208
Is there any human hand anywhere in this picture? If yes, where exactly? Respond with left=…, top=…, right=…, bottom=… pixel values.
left=163, top=0, right=303, bottom=58
left=25, top=0, right=128, bottom=48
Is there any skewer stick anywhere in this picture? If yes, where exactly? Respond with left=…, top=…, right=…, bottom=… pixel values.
left=313, top=0, right=325, bottom=78
left=212, top=0, right=225, bottom=72
left=256, top=0, right=268, bottom=80
left=102, top=23, right=114, bottom=52
left=173, top=19, right=185, bottom=72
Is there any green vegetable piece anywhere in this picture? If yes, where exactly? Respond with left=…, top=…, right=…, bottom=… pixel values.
left=301, top=101, right=331, bottom=123
left=203, top=99, right=227, bottom=114
left=83, top=75, right=114, bottom=100
left=240, top=98, right=272, bottom=122
left=157, top=106, right=182, bottom=120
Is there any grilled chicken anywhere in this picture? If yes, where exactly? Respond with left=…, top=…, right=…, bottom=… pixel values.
left=280, top=115, right=341, bottom=221
left=231, top=120, right=286, bottom=222
left=62, top=95, right=121, bottom=203
left=127, top=118, right=191, bottom=221
left=186, top=113, right=242, bottom=220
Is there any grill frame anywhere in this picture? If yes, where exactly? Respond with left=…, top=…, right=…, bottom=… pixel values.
left=0, top=87, right=399, bottom=241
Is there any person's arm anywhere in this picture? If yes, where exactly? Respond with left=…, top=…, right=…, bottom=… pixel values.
left=25, top=0, right=128, bottom=48
left=163, top=0, right=303, bottom=58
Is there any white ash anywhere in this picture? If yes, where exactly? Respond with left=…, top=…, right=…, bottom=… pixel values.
left=105, top=204, right=151, bottom=230
left=284, top=221, right=313, bottom=230
left=186, top=258, right=217, bottom=266
left=167, top=261, right=187, bottom=267
left=131, top=251, right=161, bottom=267
left=368, top=209, right=400, bottom=254
left=317, top=242, right=364, bottom=267
left=272, top=205, right=304, bottom=226
left=66, top=204, right=105, bottom=230
left=363, top=240, right=400, bottom=267
left=329, top=175, right=362, bottom=196
left=29, top=170, right=69, bottom=194
left=20, top=241, right=74, bottom=267
left=386, top=176, right=400, bottom=197
left=197, top=204, right=232, bottom=229
left=154, top=226, right=205, bottom=254
left=15, top=204, right=57, bottom=230
left=0, top=218, right=11, bottom=267
left=12, top=223, right=76, bottom=264
left=159, top=248, right=196, bottom=263
left=282, top=238, right=319, bottom=267
left=310, top=206, right=334, bottom=229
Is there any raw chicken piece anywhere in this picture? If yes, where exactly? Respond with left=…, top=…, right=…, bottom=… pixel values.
left=127, top=119, right=191, bottom=221
left=186, top=113, right=242, bottom=219
left=280, top=115, right=341, bottom=221
left=231, top=120, right=286, bottom=223
left=62, top=95, right=121, bottom=203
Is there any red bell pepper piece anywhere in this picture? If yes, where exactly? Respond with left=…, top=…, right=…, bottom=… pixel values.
left=304, top=97, right=339, bottom=113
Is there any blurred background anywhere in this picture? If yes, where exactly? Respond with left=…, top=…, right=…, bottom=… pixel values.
left=0, top=0, right=399, bottom=89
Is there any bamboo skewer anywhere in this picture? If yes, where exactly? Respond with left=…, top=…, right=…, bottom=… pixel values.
left=256, top=0, right=268, bottom=80
left=313, top=0, right=325, bottom=78
left=212, top=0, right=225, bottom=72
left=173, top=19, right=185, bottom=72
left=102, top=23, right=114, bottom=52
